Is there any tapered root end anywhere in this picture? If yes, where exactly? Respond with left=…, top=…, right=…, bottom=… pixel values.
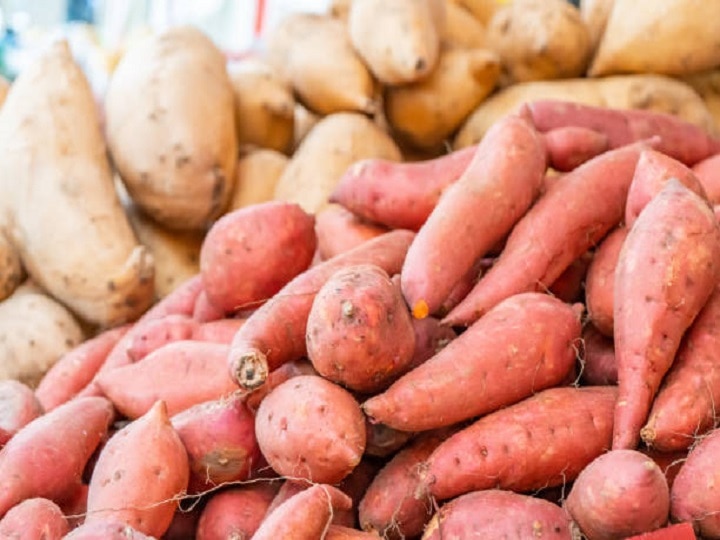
left=231, top=350, right=269, bottom=391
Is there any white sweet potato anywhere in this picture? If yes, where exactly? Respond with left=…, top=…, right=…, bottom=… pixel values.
left=228, top=148, right=289, bottom=211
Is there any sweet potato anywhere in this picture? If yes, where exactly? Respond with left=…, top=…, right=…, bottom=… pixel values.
left=670, top=427, right=720, bottom=537
left=316, top=206, right=388, bottom=261
left=566, top=449, right=670, bottom=540
left=585, top=227, right=627, bottom=337
left=0, top=396, right=113, bottom=517
left=252, top=484, right=352, bottom=540
left=625, top=522, right=697, bottom=540
left=335, top=458, right=383, bottom=529
left=543, top=126, right=609, bottom=172
left=273, top=112, right=402, bottom=214
left=196, top=482, right=279, bottom=540
left=164, top=509, right=200, bottom=540
left=349, top=0, right=442, bottom=86
left=200, top=201, right=317, bottom=315
left=306, top=264, right=416, bottom=393
left=229, top=59, right=295, bottom=154
left=265, top=13, right=375, bottom=115
left=444, top=142, right=646, bottom=327
left=692, top=153, right=720, bottom=205
left=0, top=498, right=69, bottom=539
left=683, top=69, right=720, bottom=134
left=527, top=100, right=720, bottom=167
left=228, top=229, right=414, bottom=391
left=192, top=318, right=246, bottom=344
left=364, top=421, right=414, bottom=459
left=548, top=252, right=591, bottom=303
left=255, top=375, right=366, bottom=483
left=422, top=489, right=575, bottom=539
left=97, top=341, right=237, bottom=419
left=580, top=0, right=614, bottom=52
left=59, top=483, right=88, bottom=529
left=171, top=394, right=261, bottom=494
left=454, top=75, right=716, bottom=148
left=105, top=26, right=237, bottom=230
left=581, top=324, right=618, bottom=385
left=326, top=525, right=383, bottom=539
left=243, top=359, right=318, bottom=413
left=192, top=290, right=225, bottom=323
left=329, top=145, right=476, bottom=231
left=228, top=149, right=289, bottom=211
left=452, top=0, right=500, bottom=24
left=613, top=180, right=720, bottom=450
left=364, top=293, right=581, bottom=431
left=86, top=401, right=189, bottom=537
left=485, top=0, right=591, bottom=85
left=63, top=520, right=155, bottom=539
left=124, top=315, right=197, bottom=362
left=589, top=0, right=720, bottom=77
left=642, top=286, right=720, bottom=452
left=384, top=46, right=500, bottom=150
left=264, top=480, right=309, bottom=517
left=401, top=110, right=546, bottom=319
left=407, top=316, right=457, bottom=371
left=0, top=380, right=42, bottom=445
left=443, top=0, right=486, bottom=49
left=423, top=385, right=617, bottom=500
left=0, top=41, right=154, bottom=326
left=0, top=231, right=22, bottom=302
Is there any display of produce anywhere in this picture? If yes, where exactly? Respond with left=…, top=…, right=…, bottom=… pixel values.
left=1, top=0, right=720, bottom=537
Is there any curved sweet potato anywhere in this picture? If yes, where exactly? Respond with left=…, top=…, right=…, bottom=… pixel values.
left=0, top=498, right=69, bottom=539
left=585, top=226, right=627, bottom=337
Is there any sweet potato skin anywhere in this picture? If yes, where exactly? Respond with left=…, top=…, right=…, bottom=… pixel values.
left=255, top=375, right=366, bottom=484
left=566, top=449, right=670, bottom=540
left=613, top=180, right=720, bottom=450
left=543, top=126, right=609, bottom=171
left=86, top=401, right=189, bottom=538
left=424, top=386, right=618, bottom=501
left=0, top=498, right=69, bottom=539
left=307, top=264, right=415, bottom=393
left=580, top=324, right=618, bottom=385
left=422, top=489, right=574, bottom=539
left=693, top=153, right=720, bottom=204
left=315, top=205, right=388, bottom=261
left=401, top=110, right=546, bottom=318
left=363, top=293, right=581, bottom=431
left=200, top=202, right=317, bottom=315
left=0, top=380, right=43, bottom=445
left=63, top=520, right=155, bottom=539
left=585, top=227, right=627, bottom=337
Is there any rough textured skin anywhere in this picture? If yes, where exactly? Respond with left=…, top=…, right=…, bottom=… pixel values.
left=106, top=26, right=237, bottom=230
left=86, top=401, right=189, bottom=538
left=196, top=482, right=278, bottom=540
left=0, top=231, right=22, bottom=302
left=424, top=386, right=618, bottom=500
left=401, top=111, right=546, bottom=318
left=642, top=286, right=720, bottom=451
left=0, top=41, right=154, bottom=326
left=671, top=428, right=720, bottom=537
left=252, top=484, right=352, bottom=540
left=581, top=324, right=618, bottom=385
left=566, top=449, right=670, bottom=540
left=0, top=498, right=69, bottom=539
left=227, top=230, right=414, bottom=391
left=444, top=142, right=645, bottom=326
left=0, top=380, right=43, bottom=445
left=255, top=375, right=366, bottom=484
left=613, top=180, right=720, bottom=450
left=0, top=396, right=113, bottom=518
left=693, top=153, right=720, bottom=205
left=315, top=205, right=388, bottom=261
left=329, top=145, right=476, bottom=231
left=585, top=227, right=627, bottom=337
left=363, top=293, right=582, bottom=431
left=422, top=489, right=575, bottom=539
left=307, top=264, right=416, bottom=393
left=200, top=201, right=317, bottom=314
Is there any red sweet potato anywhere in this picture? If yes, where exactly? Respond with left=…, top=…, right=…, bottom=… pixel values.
left=580, top=324, right=618, bottom=386
left=613, top=180, right=720, bottom=450
left=670, top=427, right=720, bottom=537
left=0, top=396, right=113, bottom=517
left=401, top=110, right=546, bottom=319
left=126, top=314, right=197, bottom=362
left=435, top=257, right=486, bottom=317
left=200, top=201, right=317, bottom=314
left=329, top=145, right=477, bottom=231
left=59, top=482, right=88, bottom=529
left=264, top=480, right=309, bottom=518
left=192, top=290, right=225, bottom=323
left=548, top=252, right=591, bottom=303
left=422, top=489, right=575, bottom=540
left=306, top=264, right=416, bottom=393
left=171, top=394, right=261, bottom=494
left=0, top=498, right=69, bottom=539
left=326, top=525, right=382, bottom=539
left=363, top=293, right=582, bottom=432
left=566, top=449, right=670, bottom=540
left=255, top=375, right=366, bottom=484
left=444, top=142, right=647, bottom=327
left=86, top=401, right=189, bottom=538
left=625, top=149, right=708, bottom=229
left=164, top=509, right=200, bottom=540
left=625, top=522, right=696, bottom=540
left=252, top=484, right=352, bottom=540
left=585, top=226, right=627, bottom=337
left=192, top=318, right=246, bottom=343
left=407, top=316, right=457, bottom=372
left=543, top=125, right=609, bottom=172
left=693, top=153, right=720, bottom=204
left=528, top=100, right=720, bottom=166
left=423, top=385, right=618, bottom=501
left=227, top=229, right=414, bottom=391
left=96, top=341, right=237, bottom=419
left=316, top=205, right=389, bottom=260
left=243, top=359, right=318, bottom=413
left=641, top=448, right=686, bottom=492
left=335, top=458, right=383, bottom=529
left=364, top=420, right=414, bottom=458
left=63, top=520, right=155, bottom=539
left=196, top=482, right=279, bottom=540
left=642, top=286, right=720, bottom=452
left=35, top=325, right=130, bottom=411
left=359, top=431, right=448, bottom=539
left=0, top=380, right=43, bottom=446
